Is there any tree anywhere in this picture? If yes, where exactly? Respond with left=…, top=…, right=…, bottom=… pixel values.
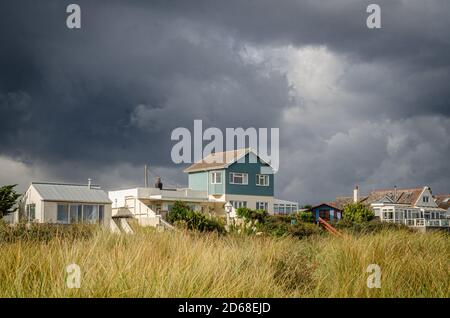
left=0, top=184, right=21, bottom=218
left=343, top=202, right=374, bottom=223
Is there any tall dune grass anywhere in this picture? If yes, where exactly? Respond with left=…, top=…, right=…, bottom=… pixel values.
left=0, top=226, right=448, bottom=297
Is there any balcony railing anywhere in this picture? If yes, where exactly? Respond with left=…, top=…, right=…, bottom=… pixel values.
left=383, top=218, right=449, bottom=227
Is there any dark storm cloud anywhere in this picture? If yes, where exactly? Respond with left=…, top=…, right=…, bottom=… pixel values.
left=0, top=0, right=291, bottom=170
left=0, top=0, right=449, bottom=201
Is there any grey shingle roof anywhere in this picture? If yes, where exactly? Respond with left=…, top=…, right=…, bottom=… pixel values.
left=32, top=182, right=112, bottom=204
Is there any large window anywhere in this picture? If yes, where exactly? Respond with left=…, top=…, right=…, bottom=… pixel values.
left=273, top=203, right=297, bottom=215
left=229, top=172, right=248, bottom=185
left=256, top=174, right=269, bottom=186
left=274, top=204, right=279, bottom=214
left=230, top=201, right=247, bottom=209
left=26, top=204, right=36, bottom=222
left=57, top=203, right=104, bottom=224
left=211, top=171, right=222, bottom=184
left=57, top=204, right=69, bottom=223
left=83, top=205, right=98, bottom=224
left=69, top=205, right=82, bottom=223
left=256, top=202, right=268, bottom=212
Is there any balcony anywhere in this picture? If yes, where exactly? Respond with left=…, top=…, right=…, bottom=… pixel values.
left=385, top=218, right=450, bottom=228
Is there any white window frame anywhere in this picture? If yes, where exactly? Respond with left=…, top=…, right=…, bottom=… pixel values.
left=57, top=204, right=70, bottom=224
left=210, top=171, right=222, bottom=184
left=229, top=172, right=248, bottom=185
left=256, top=202, right=268, bottom=211
left=230, top=201, right=247, bottom=209
left=26, top=204, right=36, bottom=222
left=56, top=203, right=104, bottom=224
left=256, top=174, right=269, bottom=186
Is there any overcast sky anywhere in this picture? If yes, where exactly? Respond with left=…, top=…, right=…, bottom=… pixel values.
left=1, top=0, right=449, bottom=204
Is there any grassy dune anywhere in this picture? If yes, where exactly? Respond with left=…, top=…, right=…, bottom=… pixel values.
left=0, top=227, right=448, bottom=297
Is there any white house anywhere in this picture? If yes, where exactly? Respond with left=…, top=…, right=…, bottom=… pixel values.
left=19, top=182, right=112, bottom=228
left=333, top=186, right=449, bottom=231
left=108, top=148, right=299, bottom=229
left=434, top=194, right=450, bottom=217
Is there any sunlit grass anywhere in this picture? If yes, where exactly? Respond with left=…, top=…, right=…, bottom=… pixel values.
left=0, top=226, right=448, bottom=297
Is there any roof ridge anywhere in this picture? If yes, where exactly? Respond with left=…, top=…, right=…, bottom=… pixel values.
left=32, top=182, right=101, bottom=188
left=371, top=187, right=423, bottom=192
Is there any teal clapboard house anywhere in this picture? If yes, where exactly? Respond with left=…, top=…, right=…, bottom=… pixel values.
left=184, top=148, right=297, bottom=215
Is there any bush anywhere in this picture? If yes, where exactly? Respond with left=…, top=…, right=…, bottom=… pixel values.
left=167, top=201, right=225, bottom=233
left=342, top=202, right=374, bottom=223
left=336, top=218, right=411, bottom=234
left=260, top=215, right=322, bottom=239
left=0, top=221, right=97, bottom=243
left=236, top=207, right=268, bottom=223
left=233, top=208, right=321, bottom=239
left=298, top=211, right=314, bottom=223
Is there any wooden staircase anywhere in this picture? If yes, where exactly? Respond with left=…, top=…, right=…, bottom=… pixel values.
left=318, top=217, right=343, bottom=237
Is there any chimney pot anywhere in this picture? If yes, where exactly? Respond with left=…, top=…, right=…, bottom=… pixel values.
left=353, top=185, right=359, bottom=203
left=88, top=178, right=92, bottom=189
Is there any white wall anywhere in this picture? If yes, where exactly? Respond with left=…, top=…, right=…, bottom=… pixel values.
left=108, top=188, right=139, bottom=208
left=224, top=194, right=275, bottom=214
left=415, top=187, right=438, bottom=208
left=20, top=185, right=45, bottom=222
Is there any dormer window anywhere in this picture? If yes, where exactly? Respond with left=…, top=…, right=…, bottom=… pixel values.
left=423, top=196, right=429, bottom=203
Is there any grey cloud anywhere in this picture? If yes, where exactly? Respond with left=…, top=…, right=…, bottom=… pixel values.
left=0, top=0, right=449, bottom=203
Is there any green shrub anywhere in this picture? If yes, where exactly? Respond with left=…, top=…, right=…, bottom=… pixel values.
left=260, top=215, right=322, bottom=239
left=298, top=211, right=314, bottom=223
left=342, top=202, right=374, bottom=223
left=0, top=221, right=97, bottom=243
left=236, top=207, right=268, bottom=223
left=167, top=201, right=225, bottom=233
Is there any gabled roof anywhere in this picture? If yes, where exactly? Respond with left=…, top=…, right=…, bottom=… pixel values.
left=310, top=202, right=343, bottom=212
left=184, top=148, right=270, bottom=173
left=330, top=187, right=425, bottom=209
left=435, top=194, right=450, bottom=210
left=364, top=187, right=424, bottom=206
left=330, top=196, right=356, bottom=210
left=32, top=182, right=112, bottom=204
